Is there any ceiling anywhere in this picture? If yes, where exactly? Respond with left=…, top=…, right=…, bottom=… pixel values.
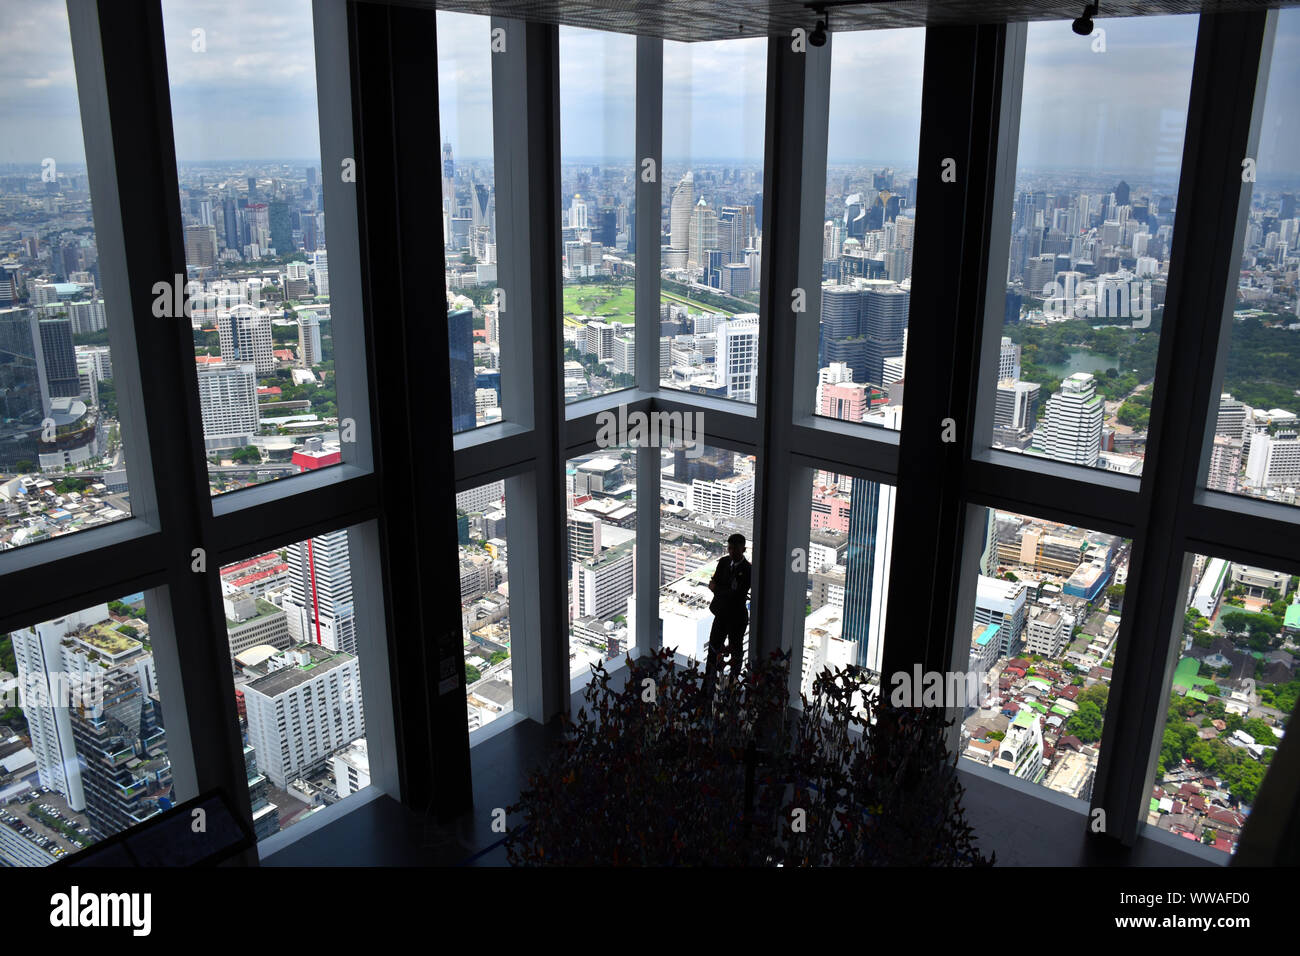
left=413, top=0, right=1300, bottom=41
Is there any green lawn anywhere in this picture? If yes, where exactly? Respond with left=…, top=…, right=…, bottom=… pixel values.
left=562, top=282, right=743, bottom=327
left=563, top=284, right=636, bottom=324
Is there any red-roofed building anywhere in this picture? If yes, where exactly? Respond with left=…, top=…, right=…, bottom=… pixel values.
left=1213, top=836, right=1233, bottom=853
left=1189, top=795, right=1208, bottom=812
left=1178, top=782, right=1200, bottom=799
left=1058, top=685, right=1080, bottom=701
left=195, top=354, right=224, bottom=365
left=1205, top=807, right=1245, bottom=834
left=292, top=437, right=342, bottom=472
left=258, top=385, right=282, bottom=397
left=273, top=348, right=296, bottom=363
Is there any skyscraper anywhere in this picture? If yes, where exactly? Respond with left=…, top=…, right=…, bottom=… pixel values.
left=283, top=530, right=358, bottom=656
left=669, top=172, right=695, bottom=254
left=861, top=284, right=909, bottom=387
left=217, top=304, right=275, bottom=374
left=1036, top=372, right=1104, bottom=467
left=448, top=306, right=476, bottom=432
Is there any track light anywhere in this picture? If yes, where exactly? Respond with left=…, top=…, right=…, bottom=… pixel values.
left=810, top=12, right=828, bottom=47
left=1072, top=3, right=1099, bottom=36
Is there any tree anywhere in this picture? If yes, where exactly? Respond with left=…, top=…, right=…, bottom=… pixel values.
left=465, top=663, right=481, bottom=684
left=1106, top=583, right=1125, bottom=609
left=1067, top=701, right=1104, bottom=743
left=489, top=650, right=509, bottom=666
left=1077, top=683, right=1109, bottom=711
left=1221, top=611, right=1251, bottom=637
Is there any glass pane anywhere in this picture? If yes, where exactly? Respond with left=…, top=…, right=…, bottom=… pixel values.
left=656, top=443, right=756, bottom=674
left=438, top=10, right=502, bottom=432
left=1206, top=9, right=1300, bottom=508
left=567, top=447, right=637, bottom=681
left=990, top=16, right=1199, bottom=475
left=659, top=38, right=765, bottom=403
left=2, top=594, right=170, bottom=865
left=801, top=469, right=895, bottom=698
left=814, top=28, right=923, bottom=431
left=1148, top=555, right=1295, bottom=856
left=221, top=529, right=370, bottom=841
left=560, top=27, right=637, bottom=403
left=162, top=0, right=345, bottom=495
left=0, top=0, right=133, bottom=551
left=456, top=480, right=512, bottom=731
left=959, top=508, right=1130, bottom=803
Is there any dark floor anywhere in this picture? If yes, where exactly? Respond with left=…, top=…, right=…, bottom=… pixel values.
left=262, top=659, right=1218, bottom=867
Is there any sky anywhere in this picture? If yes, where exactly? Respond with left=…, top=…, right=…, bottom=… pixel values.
left=3, top=0, right=1300, bottom=176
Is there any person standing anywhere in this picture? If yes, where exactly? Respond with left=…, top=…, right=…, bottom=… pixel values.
left=703, top=533, right=751, bottom=701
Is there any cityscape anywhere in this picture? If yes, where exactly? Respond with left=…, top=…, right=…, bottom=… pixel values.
left=0, top=5, right=1296, bottom=867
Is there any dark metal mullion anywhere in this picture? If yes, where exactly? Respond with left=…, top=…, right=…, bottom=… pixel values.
left=206, top=473, right=381, bottom=559
left=348, top=0, right=472, bottom=819
left=882, top=23, right=1008, bottom=679
left=750, top=36, right=813, bottom=666
left=71, top=0, right=251, bottom=831
left=965, top=458, right=1143, bottom=537
left=1092, top=10, right=1270, bottom=847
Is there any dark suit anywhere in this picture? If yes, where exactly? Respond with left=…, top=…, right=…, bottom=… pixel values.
left=703, top=555, right=751, bottom=698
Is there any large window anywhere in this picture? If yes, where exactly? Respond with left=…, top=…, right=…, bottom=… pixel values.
left=659, top=38, right=766, bottom=404
left=2, top=596, right=171, bottom=865
left=567, top=448, right=638, bottom=680
left=958, top=508, right=1129, bottom=803
left=438, top=11, right=502, bottom=432
left=1147, top=555, right=1294, bottom=856
left=801, top=470, right=894, bottom=697
left=560, top=27, right=637, bottom=403
left=657, top=443, right=756, bottom=668
left=1202, top=9, right=1300, bottom=508
left=162, top=0, right=346, bottom=494
left=456, top=480, right=512, bottom=731
left=812, top=29, right=924, bottom=431
left=985, top=16, right=1198, bottom=476
left=220, top=528, right=373, bottom=842
left=0, top=0, right=132, bottom=551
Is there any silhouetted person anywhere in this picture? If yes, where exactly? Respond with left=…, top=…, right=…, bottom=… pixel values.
left=703, top=533, right=751, bottom=701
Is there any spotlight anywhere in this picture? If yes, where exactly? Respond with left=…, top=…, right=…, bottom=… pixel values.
left=810, top=13, right=828, bottom=47
left=1072, top=3, right=1099, bottom=36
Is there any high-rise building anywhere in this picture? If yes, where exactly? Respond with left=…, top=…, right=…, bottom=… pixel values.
left=842, top=477, right=895, bottom=674
left=571, top=540, right=635, bottom=620
left=12, top=604, right=171, bottom=839
left=568, top=512, right=603, bottom=560
left=283, top=530, right=357, bottom=656
left=998, top=336, right=1022, bottom=381
left=1036, top=372, right=1103, bottom=467
left=994, top=380, right=1040, bottom=431
left=241, top=643, right=364, bottom=789
left=184, top=223, right=218, bottom=269
left=298, top=313, right=322, bottom=367
left=716, top=316, right=759, bottom=402
left=312, top=249, right=329, bottom=295
left=448, top=307, right=475, bottom=432
left=38, top=317, right=79, bottom=398
left=268, top=201, right=293, bottom=255
left=196, top=361, right=258, bottom=451
left=861, top=284, right=909, bottom=387
left=975, top=574, right=1028, bottom=657
left=669, top=172, right=694, bottom=255
left=217, top=304, right=275, bottom=374
left=1207, top=435, right=1243, bottom=493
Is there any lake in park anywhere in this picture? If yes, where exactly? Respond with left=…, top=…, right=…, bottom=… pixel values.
left=1040, top=350, right=1121, bottom=378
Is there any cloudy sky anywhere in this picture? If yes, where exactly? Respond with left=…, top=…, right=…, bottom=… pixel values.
left=3, top=0, right=1299, bottom=176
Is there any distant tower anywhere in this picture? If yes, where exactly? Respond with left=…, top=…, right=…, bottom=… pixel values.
left=669, top=172, right=695, bottom=253
left=442, top=141, right=456, bottom=214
